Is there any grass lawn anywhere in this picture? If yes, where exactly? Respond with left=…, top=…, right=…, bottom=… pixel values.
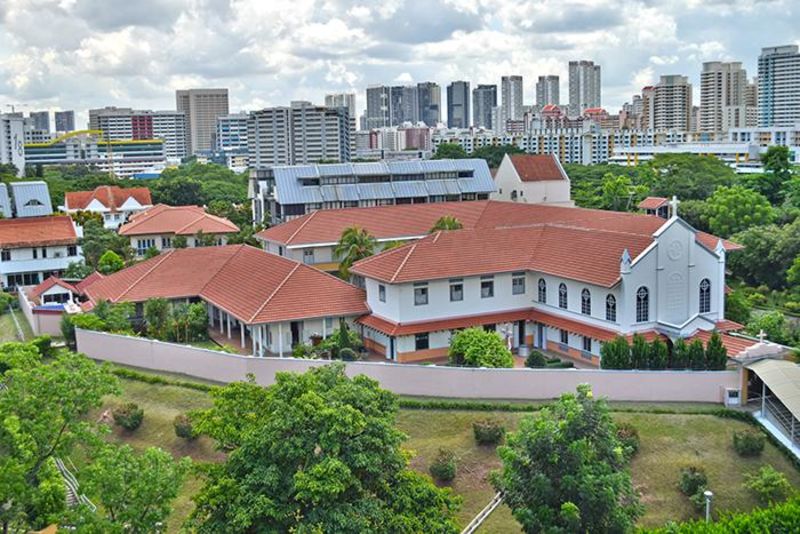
left=92, top=374, right=800, bottom=533
left=0, top=309, right=34, bottom=342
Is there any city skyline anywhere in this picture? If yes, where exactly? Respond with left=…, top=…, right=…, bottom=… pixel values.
left=0, top=1, right=798, bottom=127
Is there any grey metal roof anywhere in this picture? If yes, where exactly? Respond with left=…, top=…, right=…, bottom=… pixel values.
left=358, top=183, right=394, bottom=199
left=0, top=184, right=11, bottom=219
left=426, top=180, right=462, bottom=196
left=420, top=160, right=456, bottom=172
left=318, top=163, right=353, bottom=176
left=387, top=160, right=424, bottom=174
left=393, top=181, right=429, bottom=198
left=10, top=181, right=53, bottom=218
left=352, top=162, right=387, bottom=175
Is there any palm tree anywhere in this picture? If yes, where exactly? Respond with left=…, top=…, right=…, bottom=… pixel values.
left=334, top=226, right=377, bottom=279
left=429, top=215, right=463, bottom=233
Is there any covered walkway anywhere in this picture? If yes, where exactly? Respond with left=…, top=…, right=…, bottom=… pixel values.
left=746, top=358, right=800, bottom=458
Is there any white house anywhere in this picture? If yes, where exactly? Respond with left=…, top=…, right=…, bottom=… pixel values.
left=118, top=204, right=239, bottom=257
left=0, top=215, right=83, bottom=289
left=352, top=198, right=743, bottom=365
left=63, top=185, right=153, bottom=229
left=491, top=153, right=573, bottom=206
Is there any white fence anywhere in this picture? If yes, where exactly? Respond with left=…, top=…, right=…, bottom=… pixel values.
left=76, top=329, right=741, bottom=403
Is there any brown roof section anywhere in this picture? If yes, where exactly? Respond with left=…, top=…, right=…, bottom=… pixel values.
left=82, top=245, right=368, bottom=324
left=351, top=224, right=654, bottom=287
left=65, top=186, right=152, bottom=212
left=508, top=154, right=567, bottom=182
left=26, top=276, right=78, bottom=303
left=0, top=216, right=78, bottom=248
left=358, top=309, right=532, bottom=337
left=638, top=197, right=669, bottom=210
left=685, top=330, right=758, bottom=358
left=74, top=271, right=105, bottom=293
left=118, top=204, right=239, bottom=236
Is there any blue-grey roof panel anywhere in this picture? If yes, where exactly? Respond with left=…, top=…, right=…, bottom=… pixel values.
left=392, top=181, right=429, bottom=198
left=335, top=184, right=360, bottom=201
left=319, top=185, right=338, bottom=202
left=387, top=160, right=423, bottom=174
left=10, top=181, right=53, bottom=217
left=358, top=183, right=394, bottom=199
left=317, top=163, right=353, bottom=176
left=420, top=160, right=455, bottom=172
left=351, top=162, right=388, bottom=175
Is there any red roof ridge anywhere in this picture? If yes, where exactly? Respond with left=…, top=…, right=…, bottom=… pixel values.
left=115, top=250, right=176, bottom=303
left=196, top=244, right=247, bottom=296
left=175, top=212, right=211, bottom=235
left=391, top=243, right=418, bottom=283
left=286, top=210, right=319, bottom=245
left=248, top=261, right=302, bottom=323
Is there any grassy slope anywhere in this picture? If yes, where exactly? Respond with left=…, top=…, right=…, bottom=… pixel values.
left=97, top=377, right=800, bottom=533
left=0, top=309, right=34, bottom=342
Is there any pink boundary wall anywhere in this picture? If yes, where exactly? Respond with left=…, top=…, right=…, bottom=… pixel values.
left=76, top=329, right=740, bottom=403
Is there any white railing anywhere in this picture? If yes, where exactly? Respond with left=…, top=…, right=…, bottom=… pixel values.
left=461, top=492, right=504, bottom=534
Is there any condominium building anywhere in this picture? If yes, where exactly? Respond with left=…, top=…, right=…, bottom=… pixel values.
left=390, top=86, right=419, bottom=125
left=0, top=114, right=25, bottom=176
left=324, top=93, right=357, bottom=118
left=536, top=75, right=560, bottom=107
left=215, top=113, right=249, bottom=153
left=472, top=84, right=497, bottom=130
left=501, top=75, right=524, bottom=123
left=365, top=85, right=391, bottom=129
left=89, top=107, right=188, bottom=160
left=447, top=81, right=470, bottom=128
left=758, top=45, right=800, bottom=127
left=175, top=88, right=229, bottom=154
left=29, top=111, right=50, bottom=132
left=417, top=82, right=441, bottom=127
left=54, top=111, right=75, bottom=132
left=700, top=62, right=750, bottom=132
left=568, top=60, right=601, bottom=116
left=247, top=107, right=293, bottom=168
left=653, top=75, right=693, bottom=131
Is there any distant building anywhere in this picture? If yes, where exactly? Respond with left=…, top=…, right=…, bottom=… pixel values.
left=89, top=107, right=188, bottom=160
left=491, top=154, right=572, bottom=206
left=536, top=75, right=560, bottom=107
left=215, top=113, right=249, bottom=154
left=638, top=197, right=670, bottom=218
left=175, top=88, right=229, bottom=154
left=417, top=82, right=441, bottom=127
left=29, top=111, right=50, bottom=132
left=700, top=62, right=750, bottom=132
left=447, top=81, right=470, bottom=128
left=568, top=60, right=601, bottom=116
left=63, top=185, right=153, bottom=229
left=472, top=84, right=497, bottom=130
left=758, top=45, right=800, bottom=127
left=324, top=93, right=356, bottom=118
left=247, top=107, right=292, bottom=168
left=501, top=75, right=524, bottom=123
left=365, top=85, right=391, bottom=129
left=10, top=181, right=53, bottom=218
left=54, top=111, right=75, bottom=132
left=653, top=75, right=693, bottom=131
left=1, top=114, right=26, bottom=176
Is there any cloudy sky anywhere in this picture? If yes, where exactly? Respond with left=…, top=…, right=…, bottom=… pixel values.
left=1, top=0, right=797, bottom=127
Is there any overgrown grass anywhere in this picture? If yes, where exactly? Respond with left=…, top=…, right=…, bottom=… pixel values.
left=0, top=309, right=33, bottom=342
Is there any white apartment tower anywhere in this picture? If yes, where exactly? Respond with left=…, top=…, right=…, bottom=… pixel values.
left=536, top=75, right=560, bottom=107
left=324, top=93, right=357, bottom=119
left=501, top=75, right=524, bottom=125
left=700, top=62, right=749, bottom=132
left=758, top=45, right=800, bottom=127
left=0, top=115, right=25, bottom=176
left=653, top=75, right=693, bottom=131
left=88, top=107, right=189, bottom=160
left=568, top=60, right=601, bottom=116
left=175, top=88, right=229, bottom=154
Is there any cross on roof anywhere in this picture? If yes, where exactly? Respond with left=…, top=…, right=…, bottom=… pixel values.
left=669, top=195, right=680, bottom=218
left=757, top=329, right=766, bottom=343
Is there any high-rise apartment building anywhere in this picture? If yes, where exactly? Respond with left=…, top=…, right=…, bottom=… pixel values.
left=247, top=108, right=293, bottom=168
left=568, top=60, right=601, bottom=116
left=536, top=75, right=560, bottom=107
left=54, top=111, right=75, bottom=132
left=390, top=86, right=419, bottom=125
left=447, top=81, right=471, bottom=128
left=501, top=76, right=524, bottom=126
left=417, top=82, right=441, bottom=127
left=89, top=107, right=188, bottom=160
left=29, top=111, right=50, bottom=132
left=0, top=114, right=25, bottom=176
left=365, top=85, right=391, bottom=129
left=700, top=62, right=748, bottom=132
left=324, top=93, right=357, bottom=119
left=653, top=75, right=693, bottom=130
left=472, top=84, right=497, bottom=130
left=216, top=113, right=250, bottom=153
left=175, top=88, right=229, bottom=154
left=758, top=45, right=800, bottom=127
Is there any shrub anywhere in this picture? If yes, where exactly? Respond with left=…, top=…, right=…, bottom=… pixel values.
left=338, top=347, right=358, bottom=361
left=292, top=343, right=315, bottom=358
left=744, top=465, right=792, bottom=504
left=429, top=448, right=457, bottom=482
left=525, top=350, right=546, bottom=368
left=448, top=327, right=514, bottom=368
left=31, top=335, right=53, bottom=358
left=473, top=419, right=505, bottom=445
left=733, top=429, right=765, bottom=457
left=546, top=360, right=574, bottom=369
left=616, top=422, right=641, bottom=459
left=679, top=466, right=708, bottom=497
left=112, top=402, right=144, bottom=431
left=0, top=291, right=15, bottom=311
left=173, top=414, right=197, bottom=440
left=784, top=301, right=800, bottom=314
left=642, top=496, right=800, bottom=533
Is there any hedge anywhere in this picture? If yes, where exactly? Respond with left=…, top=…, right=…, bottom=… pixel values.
left=642, top=496, right=800, bottom=532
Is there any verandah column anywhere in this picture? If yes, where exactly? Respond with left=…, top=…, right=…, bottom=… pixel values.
left=278, top=323, right=284, bottom=358
left=240, top=320, right=245, bottom=348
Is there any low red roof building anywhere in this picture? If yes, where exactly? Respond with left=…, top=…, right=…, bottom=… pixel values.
left=64, top=186, right=153, bottom=230
left=491, top=154, right=572, bottom=206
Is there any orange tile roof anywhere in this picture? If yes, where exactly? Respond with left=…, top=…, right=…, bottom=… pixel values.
left=65, top=186, right=152, bottom=212
left=0, top=216, right=78, bottom=248
left=358, top=309, right=532, bottom=336
left=74, top=271, right=105, bottom=293
left=82, top=245, right=368, bottom=325
left=118, top=204, right=238, bottom=237
left=685, top=330, right=758, bottom=357
left=28, top=276, right=77, bottom=299
left=351, top=224, right=654, bottom=287
left=508, top=154, right=566, bottom=182
left=638, top=196, right=669, bottom=210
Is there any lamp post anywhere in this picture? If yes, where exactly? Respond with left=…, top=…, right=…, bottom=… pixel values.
left=704, top=490, right=713, bottom=523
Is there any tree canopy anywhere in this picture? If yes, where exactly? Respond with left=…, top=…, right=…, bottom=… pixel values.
left=432, top=143, right=468, bottom=160
left=448, top=327, right=514, bottom=368
left=471, top=144, right=525, bottom=168
left=188, top=364, right=461, bottom=533
left=430, top=215, right=463, bottom=232
left=334, top=226, right=377, bottom=279
left=705, top=185, right=774, bottom=238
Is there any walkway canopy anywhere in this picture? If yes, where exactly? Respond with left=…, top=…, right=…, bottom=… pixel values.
left=746, top=358, right=800, bottom=448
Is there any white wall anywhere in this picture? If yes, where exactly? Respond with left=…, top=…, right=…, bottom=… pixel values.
left=490, top=155, right=572, bottom=205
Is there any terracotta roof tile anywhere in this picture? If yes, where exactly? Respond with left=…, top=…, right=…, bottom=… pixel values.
left=508, top=154, right=566, bottom=182
left=0, top=216, right=78, bottom=248
left=638, top=197, right=669, bottom=210
left=27, top=276, right=78, bottom=299
left=82, top=245, right=367, bottom=324
left=358, top=309, right=532, bottom=336
left=65, top=186, right=152, bottom=212
left=118, top=204, right=238, bottom=236
left=685, top=330, right=758, bottom=358
left=74, top=271, right=105, bottom=293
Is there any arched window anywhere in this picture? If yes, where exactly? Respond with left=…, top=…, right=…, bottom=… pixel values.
left=581, top=289, right=591, bottom=315
left=636, top=286, right=649, bottom=323
left=558, top=283, right=568, bottom=309
left=538, top=278, right=547, bottom=303
left=699, top=278, right=711, bottom=313
left=606, top=294, right=617, bottom=322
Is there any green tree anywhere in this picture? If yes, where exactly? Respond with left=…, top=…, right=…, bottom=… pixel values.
left=334, top=226, right=377, bottom=279
left=471, top=144, right=525, bottom=168
left=430, top=215, right=463, bottom=232
left=600, top=336, right=630, bottom=369
left=728, top=219, right=800, bottom=290
left=192, top=376, right=271, bottom=450
left=448, top=327, right=514, bottom=368
left=80, top=219, right=132, bottom=268
left=188, top=364, right=461, bottom=533
left=97, top=250, right=124, bottom=274
left=173, top=235, right=188, bottom=249
left=787, top=255, right=800, bottom=288
left=194, top=229, right=218, bottom=247
left=647, top=154, right=735, bottom=200
left=649, top=338, right=668, bottom=370
left=747, top=311, right=791, bottom=345
left=74, top=444, right=190, bottom=533
left=671, top=338, right=690, bottom=369
left=705, top=186, right=774, bottom=238
left=143, top=298, right=170, bottom=340
left=0, top=351, right=119, bottom=533
left=601, top=173, right=648, bottom=211
left=725, top=290, right=752, bottom=325
left=143, top=246, right=160, bottom=259
left=432, top=142, right=468, bottom=160
left=705, top=332, right=729, bottom=370
left=740, top=146, right=795, bottom=204
left=64, top=260, right=94, bottom=280
left=494, top=384, right=642, bottom=533
left=688, top=339, right=706, bottom=370
left=630, top=333, right=649, bottom=369
left=150, top=177, right=205, bottom=205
